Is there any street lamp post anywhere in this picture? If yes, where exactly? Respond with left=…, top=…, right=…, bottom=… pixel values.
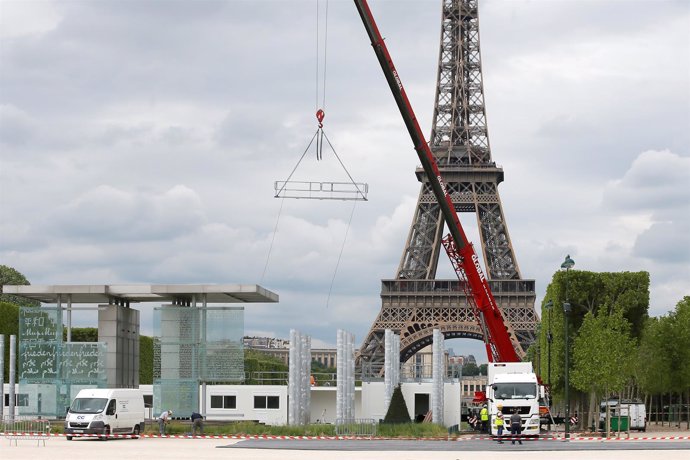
left=545, top=300, right=553, bottom=391
left=561, top=254, right=575, bottom=440
left=545, top=300, right=553, bottom=431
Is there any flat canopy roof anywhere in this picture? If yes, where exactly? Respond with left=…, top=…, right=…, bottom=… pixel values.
left=1, top=284, right=279, bottom=305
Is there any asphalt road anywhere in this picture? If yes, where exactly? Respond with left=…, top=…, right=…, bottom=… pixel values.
left=3, top=436, right=689, bottom=460
left=225, top=438, right=690, bottom=451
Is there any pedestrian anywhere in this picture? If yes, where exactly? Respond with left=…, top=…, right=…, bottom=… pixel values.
left=509, top=408, right=522, bottom=445
left=480, top=403, right=489, bottom=433
left=495, top=410, right=505, bottom=443
left=191, top=411, right=204, bottom=436
left=158, top=409, right=172, bottom=436
left=469, top=411, right=478, bottom=431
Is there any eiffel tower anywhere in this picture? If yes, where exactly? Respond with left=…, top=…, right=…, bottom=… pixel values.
left=359, top=0, right=537, bottom=368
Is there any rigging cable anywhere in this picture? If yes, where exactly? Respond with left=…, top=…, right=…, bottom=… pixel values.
left=324, top=134, right=358, bottom=308
left=263, top=131, right=319, bottom=283
left=260, top=194, right=286, bottom=285
left=322, top=131, right=367, bottom=200
left=326, top=199, right=357, bottom=309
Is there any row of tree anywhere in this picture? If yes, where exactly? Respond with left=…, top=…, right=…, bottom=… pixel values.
left=532, top=269, right=690, bottom=428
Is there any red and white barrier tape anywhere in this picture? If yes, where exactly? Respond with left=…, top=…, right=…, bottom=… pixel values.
left=2, top=432, right=689, bottom=441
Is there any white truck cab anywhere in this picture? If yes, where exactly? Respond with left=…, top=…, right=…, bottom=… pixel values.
left=486, top=362, right=542, bottom=437
left=65, top=388, right=145, bottom=440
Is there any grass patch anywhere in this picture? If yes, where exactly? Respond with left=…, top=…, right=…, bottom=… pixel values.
left=376, top=423, right=449, bottom=438
left=145, top=421, right=337, bottom=437
left=144, top=420, right=451, bottom=438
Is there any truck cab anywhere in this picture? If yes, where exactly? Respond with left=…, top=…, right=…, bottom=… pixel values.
left=486, top=363, right=542, bottom=437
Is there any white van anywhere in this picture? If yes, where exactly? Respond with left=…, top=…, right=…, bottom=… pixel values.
left=65, top=388, right=145, bottom=440
left=599, top=398, right=647, bottom=432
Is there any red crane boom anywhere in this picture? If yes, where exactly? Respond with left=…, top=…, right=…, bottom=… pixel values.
left=353, top=0, right=520, bottom=363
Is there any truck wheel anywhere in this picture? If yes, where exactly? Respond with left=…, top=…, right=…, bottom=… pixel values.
left=133, top=425, right=141, bottom=437
left=66, top=436, right=73, bottom=441
left=100, top=426, right=110, bottom=441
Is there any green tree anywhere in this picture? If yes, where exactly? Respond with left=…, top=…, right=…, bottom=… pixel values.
left=63, top=327, right=98, bottom=342
left=462, top=362, right=479, bottom=377
left=539, top=270, right=649, bottom=399
left=140, top=335, right=153, bottom=384
left=637, top=316, right=674, bottom=396
left=0, top=302, right=20, bottom=382
left=383, top=385, right=411, bottom=424
left=0, top=265, right=39, bottom=306
left=571, top=307, right=636, bottom=428
left=670, top=297, right=690, bottom=390
left=244, top=349, right=288, bottom=384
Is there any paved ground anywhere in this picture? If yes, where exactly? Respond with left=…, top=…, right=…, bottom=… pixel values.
left=2, top=435, right=689, bottom=460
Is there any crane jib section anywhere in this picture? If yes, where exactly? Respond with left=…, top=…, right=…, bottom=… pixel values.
left=354, top=0, right=520, bottom=363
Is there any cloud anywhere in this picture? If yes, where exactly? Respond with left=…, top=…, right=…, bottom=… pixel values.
left=51, top=184, right=206, bottom=242
left=0, top=1, right=61, bottom=39
left=0, top=104, right=36, bottom=146
left=1, top=0, right=688, bottom=361
left=603, top=150, right=690, bottom=213
left=633, top=221, right=690, bottom=264
left=601, top=149, right=690, bottom=266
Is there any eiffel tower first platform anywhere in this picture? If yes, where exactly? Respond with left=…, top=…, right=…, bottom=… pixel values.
left=359, top=0, right=537, bottom=368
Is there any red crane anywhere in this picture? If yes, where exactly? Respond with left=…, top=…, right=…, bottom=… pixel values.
left=353, top=0, right=520, bottom=363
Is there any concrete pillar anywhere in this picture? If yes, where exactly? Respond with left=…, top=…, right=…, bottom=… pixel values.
left=98, top=305, right=140, bottom=388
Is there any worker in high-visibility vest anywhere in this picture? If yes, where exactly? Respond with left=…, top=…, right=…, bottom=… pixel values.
left=495, top=411, right=505, bottom=443
left=480, top=404, right=489, bottom=433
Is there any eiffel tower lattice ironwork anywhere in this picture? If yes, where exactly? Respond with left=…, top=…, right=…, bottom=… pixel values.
left=359, top=0, right=537, bottom=368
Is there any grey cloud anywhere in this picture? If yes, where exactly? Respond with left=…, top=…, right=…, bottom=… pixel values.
left=50, top=184, right=206, bottom=242
left=633, top=221, right=690, bottom=264
left=0, top=104, right=36, bottom=146
left=2, top=0, right=688, bottom=355
left=603, top=150, right=690, bottom=213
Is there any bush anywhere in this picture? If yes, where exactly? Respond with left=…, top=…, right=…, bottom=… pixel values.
left=383, top=385, right=411, bottom=424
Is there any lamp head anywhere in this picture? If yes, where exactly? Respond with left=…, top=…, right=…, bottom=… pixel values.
left=563, top=302, right=571, bottom=313
left=561, top=254, right=575, bottom=270
left=545, top=300, right=553, bottom=310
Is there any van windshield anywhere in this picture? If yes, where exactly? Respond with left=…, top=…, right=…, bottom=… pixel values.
left=493, top=383, right=536, bottom=399
left=70, top=397, right=108, bottom=414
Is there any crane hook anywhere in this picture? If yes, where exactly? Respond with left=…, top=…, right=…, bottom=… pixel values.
left=316, top=109, right=326, bottom=160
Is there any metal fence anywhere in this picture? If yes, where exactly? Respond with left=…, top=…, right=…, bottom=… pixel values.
left=335, top=418, right=377, bottom=438
left=1, top=415, right=51, bottom=446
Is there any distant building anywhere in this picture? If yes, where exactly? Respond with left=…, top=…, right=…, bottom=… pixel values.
left=243, top=336, right=337, bottom=369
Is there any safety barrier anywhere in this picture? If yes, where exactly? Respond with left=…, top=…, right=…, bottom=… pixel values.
left=1, top=415, right=51, bottom=446
left=0, top=431, right=689, bottom=441
left=335, top=418, right=377, bottom=438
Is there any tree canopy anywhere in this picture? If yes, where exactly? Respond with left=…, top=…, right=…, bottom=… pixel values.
left=571, top=307, right=636, bottom=394
left=538, top=270, right=649, bottom=398
left=0, top=265, right=39, bottom=307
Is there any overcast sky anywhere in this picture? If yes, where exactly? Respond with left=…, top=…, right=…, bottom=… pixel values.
left=1, top=0, right=688, bottom=362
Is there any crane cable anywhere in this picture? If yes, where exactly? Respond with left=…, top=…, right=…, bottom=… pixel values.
left=262, top=1, right=330, bottom=284
left=315, top=0, right=358, bottom=308
left=315, top=0, right=329, bottom=160
left=326, top=199, right=357, bottom=309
